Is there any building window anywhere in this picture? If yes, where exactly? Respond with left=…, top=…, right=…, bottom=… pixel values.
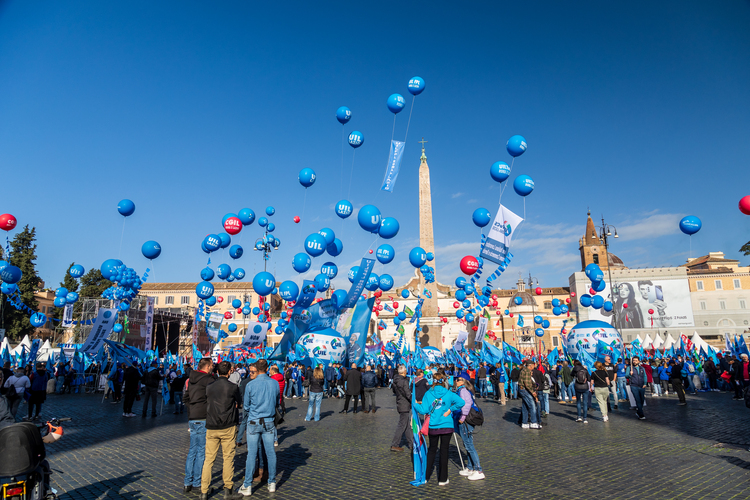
left=719, top=300, right=726, bottom=310
left=740, top=299, right=747, bottom=310
left=734, top=279, right=741, bottom=289
left=228, top=295, right=236, bottom=304
left=745, top=320, right=749, bottom=325
left=593, top=254, right=599, bottom=264
left=153, top=297, right=158, bottom=305
left=696, top=281, right=703, bottom=290
left=703, top=321, right=709, bottom=326
left=715, top=280, right=722, bottom=290
left=181, top=296, right=190, bottom=305
left=41, top=306, right=46, bottom=314
left=722, top=319, right=729, bottom=326
left=165, top=296, right=174, bottom=305
left=552, top=337, right=559, bottom=347
left=700, top=301, right=707, bottom=310
left=544, top=301, right=552, bottom=309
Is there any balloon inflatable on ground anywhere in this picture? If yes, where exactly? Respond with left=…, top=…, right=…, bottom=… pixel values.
left=565, top=320, right=623, bottom=358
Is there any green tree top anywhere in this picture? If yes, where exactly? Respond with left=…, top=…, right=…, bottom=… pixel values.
left=3, top=226, right=40, bottom=341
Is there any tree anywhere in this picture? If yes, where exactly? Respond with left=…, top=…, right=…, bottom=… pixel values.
left=50, top=263, right=80, bottom=322
left=78, top=268, right=110, bottom=299
left=2, top=226, right=40, bottom=341
left=742, top=241, right=750, bottom=256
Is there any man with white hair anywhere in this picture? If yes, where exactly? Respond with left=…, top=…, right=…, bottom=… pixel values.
left=390, top=365, right=412, bottom=452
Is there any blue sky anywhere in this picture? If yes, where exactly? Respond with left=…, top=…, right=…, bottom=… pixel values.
left=1, top=1, right=749, bottom=293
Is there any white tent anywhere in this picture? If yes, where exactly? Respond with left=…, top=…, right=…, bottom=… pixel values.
left=652, top=333, right=664, bottom=350
left=663, top=333, right=677, bottom=350
left=11, top=335, right=32, bottom=356
left=691, top=332, right=709, bottom=352
left=635, top=334, right=644, bottom=346
left=643, top=334, right=654, bottom=350
left=0, top=337, right=10, bottom=354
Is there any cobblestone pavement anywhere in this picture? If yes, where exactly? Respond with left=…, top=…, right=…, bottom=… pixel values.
left=23, top=389, right=750, bottom=499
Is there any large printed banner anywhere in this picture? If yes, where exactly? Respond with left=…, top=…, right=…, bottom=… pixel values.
left=381, top=140, right=405, bottom=192
left=480, top=204, right=523, bottom=265
left=206, top=312, right=224, bottom=342
left=81, top=308, right=117, bottom=354
left=144, top=297, right=155, bottom=349
left=341, top=257, right=375, bottom=310
left=62, top=305, right=74, bottom=328
left=269, top=298, right=338, bottom=361
left=297, top=330, right=347, bottom=363
left=234, top=322, right=268, bottom=348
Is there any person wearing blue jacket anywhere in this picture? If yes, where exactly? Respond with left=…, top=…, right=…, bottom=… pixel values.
left=414, top=372, right=465, bottom=486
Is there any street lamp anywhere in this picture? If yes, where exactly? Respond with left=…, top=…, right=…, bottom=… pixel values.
left=595, top=216, right=619, bottom=328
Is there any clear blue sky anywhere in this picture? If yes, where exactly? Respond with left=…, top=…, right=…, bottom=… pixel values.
left=1, top=1, right=749, bottom=293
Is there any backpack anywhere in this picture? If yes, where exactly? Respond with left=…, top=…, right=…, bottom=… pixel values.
left=462, top=387, right=484, bottom=427
left=575, top=368, right=588, bottom=385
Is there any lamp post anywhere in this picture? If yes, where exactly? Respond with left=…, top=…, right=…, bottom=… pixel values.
left=595, top=216, right=619, bottom=328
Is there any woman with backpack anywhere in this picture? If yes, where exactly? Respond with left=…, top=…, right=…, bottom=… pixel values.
left=414, top=372, right=465, bottom=486
left=570, top=360, right=591, bottom=423
left=455, top=373, right=484, bottom=481
left=3, top=367, right=30, bottom=418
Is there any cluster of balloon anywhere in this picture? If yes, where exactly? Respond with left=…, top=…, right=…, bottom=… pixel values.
left=0, top=214, right=20, bottom=285
left=452, top=276, right=495, bottom=324
left=252, top=207, right=280, bottom=266
left=100, top=259, right=145, bottom=311
left=579, top=263, right=612, bottom=312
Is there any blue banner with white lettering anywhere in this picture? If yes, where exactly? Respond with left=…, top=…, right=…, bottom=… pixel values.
left=380, top=140, right=405, bottom=192
left=341, top=257, right=375, bottom=309
left=343, top=297, right=375, bottom=367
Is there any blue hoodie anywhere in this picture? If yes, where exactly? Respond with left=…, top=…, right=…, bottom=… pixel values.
left=414, top=385, right=465, bottom=430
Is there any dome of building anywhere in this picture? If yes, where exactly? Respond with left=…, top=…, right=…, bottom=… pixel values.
left=507, top=291, right=537, bottom=309
left=608, top=253, right=625, bottom=268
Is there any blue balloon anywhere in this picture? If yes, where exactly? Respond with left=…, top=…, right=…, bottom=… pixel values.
left=30, top=313, right=46, bottom=327
left=506, top=135, right=527, bottom=157
left=456, top=290, right=467, bottom=301
left=217, top=264, right=232, bottom=280
left=222, top=213, right=238, bottom=225
left=456, top=310, right=465, bottom=319
left=465, top=313, right=475, bottom=323
left=55, top=287, right=68, bottom=298
left=407, top=76, right=425, bottom=96
left=490, top=161, right=511, bottom=183
left=394, top=317, right=401, bottom=325
left=513, top=175, right=534, bottom=197
left=238, top=208, right=255, bottom=226
left=304, top=233, right=327, bottom=257
left=298, top=168, right=317, bottom=188
left=336, top=106, right=352, bottom=124
left=138, top=240, right=161, bottom=260
left=332, top=289, right=348, bottom=308
left=218, top=233, right=231, bottom=249
left=455, top=277, right=466, bottom=289
left=292, top=253, right=311, bottom=273
left=69, top=264, right=85, bottom=278
left=552, top=307, right=562, bottom=316
left=1, top=283, right=17, bottom=295
left=252, top=271, right=275, bottom=296
left=592, top=295, right=604, bottom=309
left=120, top=301, right=131, bottom=312
left=542, top=319, right=550, bottom=329
left=117, top=199, right=135, bottom=217
left=348, top=266, right=359, bottom=283
left=99, top=259, right=122, bottom=279
left=227, top=275, right=236, bottom=283
left=267, top=223, right=275, bottom=233
left=327, top=238, right=343, bottom=257
left=462, top=299, right=472, bottom=309
left=551, top=298, right=560, bottom=307
left=348, top=131, right=364, bottom=148
left=379, top=274, right=394, bottom=291
left=264, top=206, right=275, bottom=217
left=401, top=289, right=410, bottom=299
left=258, top=217, right=268, bottom=227
left=426, top=252, right=434, bottom=262
left=398, top=312, right=406, bottom=321
left=204, top=234, right=221, bottom=252
left=365, top=274, right=379, bottom=292
left=335, top=200, right=353, bottom=219
left=252, top=307, right=260, bottom=315
left=205, top=296, right=216, bottom=306
left=464, top=284, right=475, bottom=296
left=592, top=280, right=606, bottom=293
left=534, top=315, right=543, bottom=325
left=376, top=244, right=395, bottom=264
left=472, top=208, right=491, bottom=228
left=378, top=217, right=399, bottom=239
left=228, top=323, right=238, bottom=333
left=200, top=267, right=214, bottom=281
left=561, top=305, right=569, bottom=314
left=585, top=264, right=604, bottom=282
left=679, top=215, right=702, bottom=235
left=408, top=247, right=427, bottom=268
left=279, top=280, right=300, bottom=302
left=318, top=228, right=335, bottom=246
left=514, top=296, right=523, bottom=305
left=357, top=205, right=382, bottom=232
left=54, top=297, right=67, bottom=308
left=231, top=299, right=242, bottom=308
left=603, top=301, right=613, bottom=312
left=321, top=262, right=338, bottom=279
left=66, top=292, right=79, bottom=304
left=535, top=328, right=544, bottom=337
left=315, top=274, right=330, bottom=293
left=504, top=309, right=510, bottom=315
left=580, top=294, right=592, bottom=307
left=113, top=323, right=123, bottom=333
left=229, top=245, right=244, bottom=259
left=387, top=93, right=406, bottom=114
left=0, top=265, right=22, bottom=284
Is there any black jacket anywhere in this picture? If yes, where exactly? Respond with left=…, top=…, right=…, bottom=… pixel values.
left=362, top=371, right=378, bottom=389
left=184, top=370, right=215, bottom=420
left=205, top=377, right=241, bottom=430
left=0, top=394, right=16, bottom=430
left=414, top=378, right=429, bottom=402
left=123, top=366, right=141, bottom=392
left=171, top=375, right=188, bottom=393
left=345, top=368, right=362, bottom=395
left=141, top=367, right=163, bottom=389
left=392, top=374, right=411, bottom=413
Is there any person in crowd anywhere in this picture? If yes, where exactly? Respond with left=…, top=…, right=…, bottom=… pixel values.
left=559, top=360, right=573, bottom=404
left=414, top=369, right=429, bottom=404
left=182, top=358, right=215, bottom=494
left=490, top=362, right=507, bottom=405
left=172, top=369, right=187, bottom=414
left=283, top=364, right=293, bottom=398
left=532, top=363, right=549, bottom=421
left=122, top=362, right=141, bottom=418
left=591, top=362, right=611, bottom=422
left=509, top=363, right=520, bottom=400
left=0, top=372, right=16, bottom=430
left=268, top=364, right=285, bottom=418
left=570, top=360, right=591, bottom=423
left=228, top=364, right=242, bottom=386
left=361, top=364, right=378, bottom=413
left=455, top=373, right=484, bottom=481
left=3, top=366, right=30, bottom=418
left=340, top=363, right=361, bottom=414
left=390, top=365, right=412, bottom=452
left=615, top=358, right=628, bottom=402
left=602, top=356, right=617, bottom=410
left=518, top=360, right=539, bottom=429
left=200, top=361, right=240, bottom=500
left=670, top=358, right=687, bottom=405
left=239, top=359, right=280, bottom=496
left=324, top=362, right=336, bottom=397
left=0, top=362, right=12, bottom=397
left=626, top=356, right=647, bottom=420
left=26, top=364, right=50, bottom=422
left=476, top=362, right=488, bottom=398
left=305, top=365, right=325, bottom=421
left=140, top=360, right=163, bottom=418
left=643, top=359, right=654, bottom=396
left=658, top=360, right=671, bottom=396
left=414, top=372, right=465, bottom=486
left=731, top=354, right=750, bottom=400
left=649, top=360, right=661, bottom=396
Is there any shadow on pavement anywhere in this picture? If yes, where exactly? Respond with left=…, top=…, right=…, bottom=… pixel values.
left=57, top=470, right=145, bottom=500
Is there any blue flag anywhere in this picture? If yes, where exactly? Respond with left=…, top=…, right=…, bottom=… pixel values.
left=409, top=382, right=427, bottom=486
left=546, top=347, right=559, bottom=367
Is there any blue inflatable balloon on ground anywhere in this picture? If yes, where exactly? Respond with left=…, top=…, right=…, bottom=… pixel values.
left=238, top=208, right=255, bottom=226
left=456, top=310, right=465, bottom=319
left=140, top=241, right=161, bottom=260
left=279, top=281, right=300, bottom=302
left=387, top=93, right=405, bottom=114
left=472, top=208, right=491, bottom=228
left=408, top=247, right=427, bottom=268
left=196, top=281, right=214, bottom=299
left=357, top=205, right=382, bottom=232
left=378, top=217, right=399, bottom=239
left=407, top=76, right=425, bottom=95
left=490, top=161, right=511, bottom=183
left=321, top=262, right=338, bottom=279
left=292, top=253, right=311, bottom=273
left=69, top=264, right=85, bottom=278
left=506, top=135, right=528, bottom=157
left=513, top=175, right=534, bottom=196
left=201, top=267, right=214, bottom=281
left=304, top=233, right=327, bottom=257
left=376, top=244, right=395, bottom=264
left=318, top=228, right=335, bottom=246
left=326, top=238, right=343, bottom=257
left=0, top=265, right=22, bottom=284
left=336, top=106, right=352, bottom=124
left=252, top=272, right=275, bottom=296
left=679, top=215, right=702, bottom=235
left=229, top=245, right=243, bottom=259
left=379, top=274, right=394, bottom=291
left=348, top=131, right=364, bottom=148
left=117, top=199, right=135, bottom=217
left=335, top=200, right=353, bottom=219
left=299, top=168, right=316, bottom=188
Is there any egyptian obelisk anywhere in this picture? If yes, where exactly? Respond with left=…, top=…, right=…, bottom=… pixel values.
left=417, top=138, right=442, bottom=349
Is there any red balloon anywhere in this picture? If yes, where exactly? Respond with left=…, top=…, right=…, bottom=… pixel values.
left=496, top=310, right=502, bottom=315
left=562, top=329, right=567, bottom=335
left=224, top=217, right=242, bottom=235
left=570, top=292, right=576, bottom=298
left=492, top=300, right=498, bottom=307
left=293, top=216, right=301, bottom=223
left=460, top=255, right=479, bottom=275
left=623, top=303, right=628, bottom=309
left=374, top=290, right=382, bottom=298
left=472, top=326, right=478, bottom=331
left=0, top=214, right=17, bottom=232
left=224, top=311, right=233, bottom=319
left=369, top=249, right=374, bottom=254
left=740, top=196, right=750, bottom=215
left=491, top=294, right=497, bottom=300
left=589, top=288, right=596, bottom=295
left=648, top=308, right=655, bottom=315
left=565, top=298, right=571, bottom=304
left=217, top=297, right=224, bottom=303
left=374, top=311, right=379, bottom=316
left=393, top=302, right=399, bottom=309
left=509, top=313, right=514, bottom=318
left=236, top=308, right=242, bottom=314
left=535, top=287, right=542, bottom=295
left=453, top=301, right=460, bottom=309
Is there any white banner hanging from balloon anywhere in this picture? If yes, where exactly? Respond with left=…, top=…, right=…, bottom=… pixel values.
left=381, top=140, right=405, bottom=192
left=81, top=308, right=117, bottom=354
left=480, top=204, right=523, bottom=265
left=62, top=305, right=74, bottom=328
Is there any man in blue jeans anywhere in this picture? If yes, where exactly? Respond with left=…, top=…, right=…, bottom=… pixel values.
left=626, top=356, right=647, bottom=420
left=616, top=358, right=628, bottom=401
left=238, top=359, right=280, bottom=496
left=518, top=361, right=540, bottom=429
left=182, top=358, right=214, bottom=494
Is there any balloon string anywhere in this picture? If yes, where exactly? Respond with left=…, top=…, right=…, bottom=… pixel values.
left=300, top=189, right=307, bottom=250
left=523, top=197, right=526, bottom=220
left=340, top=126, right=345, bottom=199
left=499, top=157, right=515, bottom=204
left=118, top=218, right=126, bottom=259
left=403, top=95, right=415, bottom=143
left=347, top=149, right=356, bottom=199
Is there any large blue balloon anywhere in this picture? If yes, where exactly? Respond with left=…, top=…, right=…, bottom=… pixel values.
left=472, top=208, right=491, bottom=228
left=376, top=244, right=395, bottom=264
left=551, top=298, right=560, bottom=307
left=252, top=271, right=275, bottom=296
left=592, top=280, right=606, bottom=293
left=357, top=205, right=382, bottom=232
left=552, top=307, right=562, bottom=316
left=228, top=323, right=238, bottom=333
left=379, top=274, right=394, bottom=291
left=292, top=253, right=311, bottom=273
left=318, top=228, right=335, bottom=246
left=69, top=264, right=85, bottom=278
left=117, top=199, right=135, bottom=217
left=100, top=258, right=122, bottom=279
left=603, top=301, right=613, bottom=312
left=464, top=284, right=475, bottom=296
left=506, top=135, right=527, bottom=157
left=335, top=200, right=353, bottom=219
left=54, top=297, right=67, bottom=308
left=314, top=274, right=330, bottom=292
left=534, top=315, right=543, bottom=325
left=514, top=296, right=523, bottom=305
left=205, top=296, right=216, bottom=306
left=465, top=313, right=475, bottom=323
left=1, top=283, right=17, bottom=295
left=408, top=247, right=427, bottom=268
left=490, top=161, right=511, bottom=182
left=229, top=245, right=243, bottom=259
left=258, top=217, right=268, bottom=227
left=365, top=274, right=380, bottom=291
left=542, top=319, right=550, bottom=329
left=348, top=266, right=359, bottom=283
left=455, top=277, right=466, bottom=289
left=387, top=93, right=406, bottom=114
left=0, top=265, right=22, bottom=284
left=398, top=311, right=406, bottom=321
left=407, top=76, right=425, bottom=95
left=218, top=233, right=231, bottom=249
left=267, top=223, right=275, bottom=233
left=401, top=289, right=410, bottom=299
left=204, top=234, right=221, bottom=252
left=456, top=310, right=465, bottom=319
left=30, top=313, right=46, bottom=328
left=299, top=168, right=316, bottom=188
left=140, top=240, right=161, bottom=260
left=336, top=106, right=352, bottom=124
left=348, top=131, right=364, bottom=148
left=279, top=280, right=300, bottom=302
left=321, top=262, right=338, bottom=279
left=535, top=328, right=544, bottom=337
left=679, top=215, right=702, bottom=235
left=265, top=206, right=275, bottom=216
left=326, top=238, right=343, bottom=257
left=455, top=290, right=466, bottom=301
left=580, top=294, right=592, bottom=307
left=233, top=268, right=245, bottom=280
left=332, top=289, right=348, bottom=308
left=55, top=287, right=68, bottom=298
left=201, top=267, right=214, bottom=281
left=196, top=281, right=214, bottom=299
left=513, top=175, right=535, bottom=197
left=592, top=295, right=604, bottom=309
left=304, top=233, right=327, bottom=257
left=585, top=263, right=603, bottom=282
left=378, top=217, right=399, bottom=239
left=238, top=208, right=255, bottom=226
left=426, top=252, right=434, bottom=262
left=217, top=264, right=232, bottom=280
left=232, top=299, right=242, bottom=309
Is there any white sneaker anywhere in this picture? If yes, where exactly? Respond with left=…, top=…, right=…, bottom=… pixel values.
left=123, top=413, right=128, bottom=417
left=583, top=420, right=589, bottom=424
left=603, top=416, right=608, bottom=422
left=468, top=471, right=485, bottom=481
left=459, top=469, right=472, bottom=476
left=438, top=479, right=450, bottom=486
left=576, top=418, right=583, bottom=422
left=268, top=483, right=276, bottom=493
left=530, top=423, right=541, bottom=429
left=237, top=485, right=252, bottom=496
left=274, top=441, right=279, bottom=447
left=521, top=424, right=530, bottom=429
